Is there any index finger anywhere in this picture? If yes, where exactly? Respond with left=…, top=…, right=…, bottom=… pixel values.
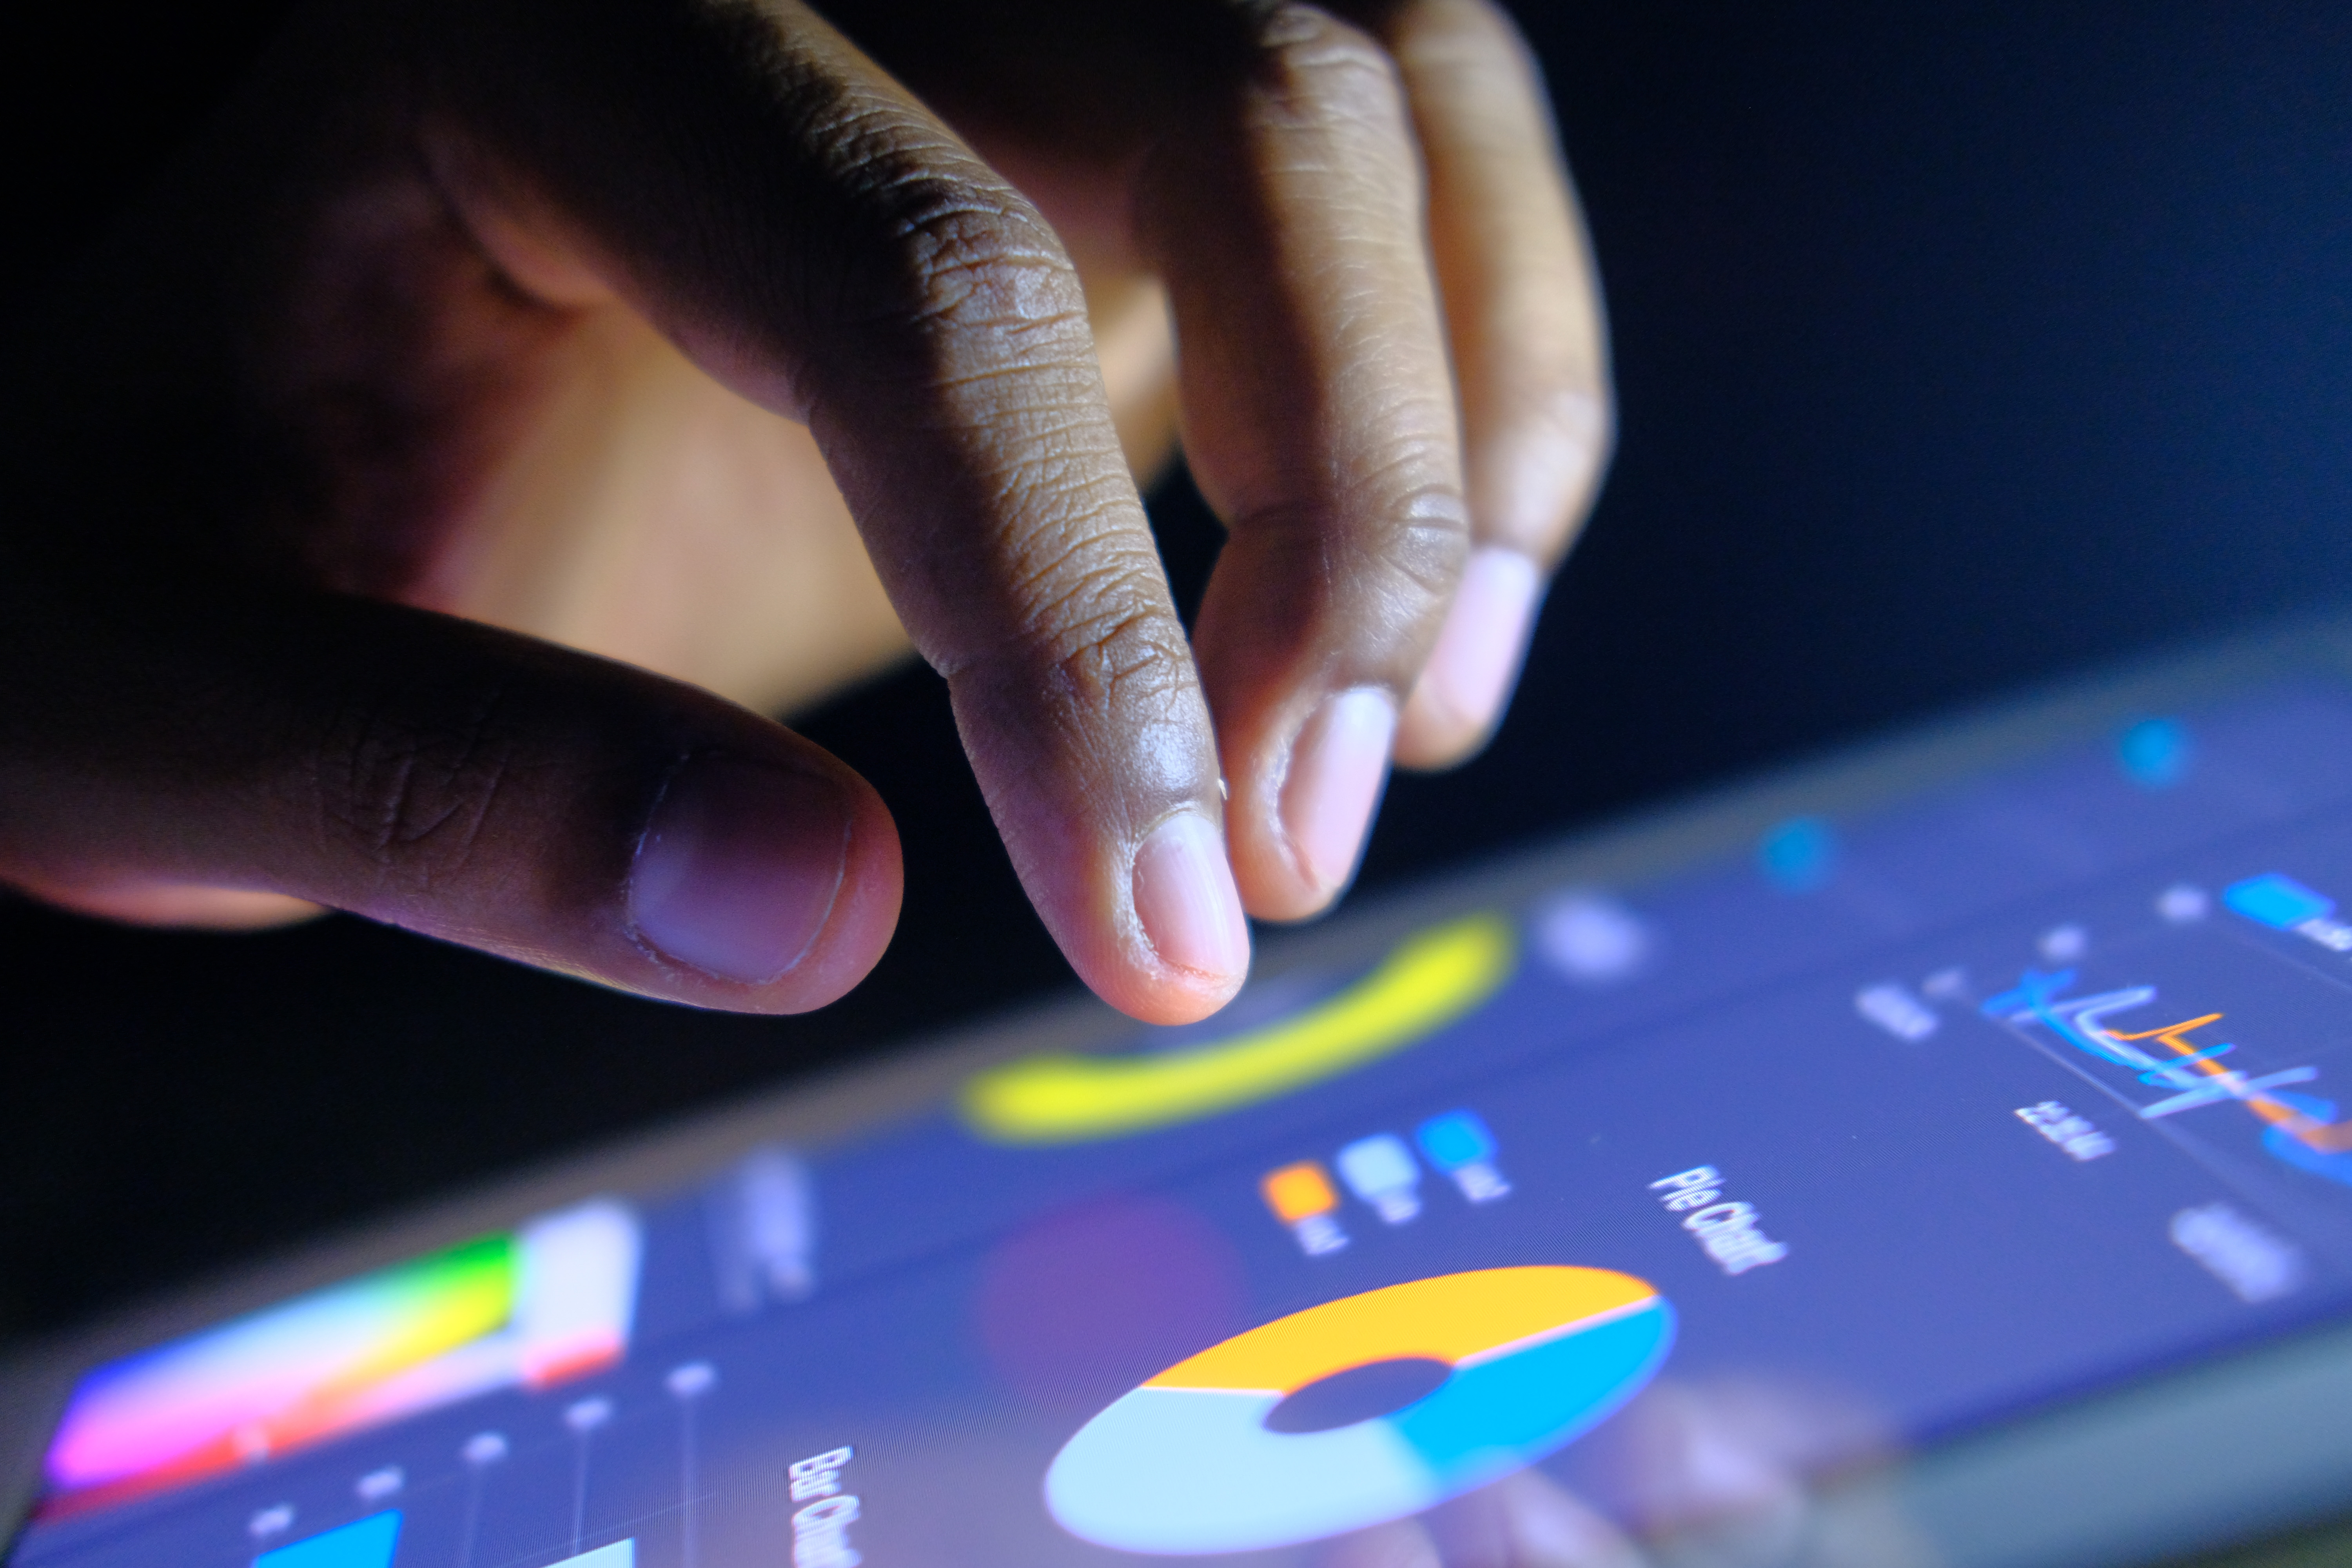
left=432, top=0, right=1249, bottom=1022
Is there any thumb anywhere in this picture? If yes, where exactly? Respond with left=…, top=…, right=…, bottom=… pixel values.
left=0, top=585, right=900, bottom=1012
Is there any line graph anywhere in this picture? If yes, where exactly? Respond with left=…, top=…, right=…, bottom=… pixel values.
left=1984, top=969, right=2352, bottom=1180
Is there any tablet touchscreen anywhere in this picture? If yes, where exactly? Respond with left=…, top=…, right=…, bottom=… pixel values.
left=18, top=630, right=2352, bottom=1567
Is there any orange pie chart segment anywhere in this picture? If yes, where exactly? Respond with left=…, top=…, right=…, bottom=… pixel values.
left=1147, top=1267, right=1658, bottom=1394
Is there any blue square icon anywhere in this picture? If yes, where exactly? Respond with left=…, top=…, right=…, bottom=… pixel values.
left=1416, top=1110, right=1497, bottom=1172
left=2224, top=873, right=2335, bottom=930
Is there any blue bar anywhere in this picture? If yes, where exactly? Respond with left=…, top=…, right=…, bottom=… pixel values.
left=254, top=1512, right=399, bottom=1568
left=2225, top=873, right=2334, bottom=929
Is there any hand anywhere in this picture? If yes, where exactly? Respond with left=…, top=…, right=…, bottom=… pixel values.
left=1316, top=1472, right=1650, bottom=1568
left=1307, top=1381, right=1938, bottom=1568
left=0, top=0, right=1609, bottom=1024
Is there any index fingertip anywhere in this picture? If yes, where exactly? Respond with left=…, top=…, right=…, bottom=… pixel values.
left=1125, top=811, right=1252, bottom=1024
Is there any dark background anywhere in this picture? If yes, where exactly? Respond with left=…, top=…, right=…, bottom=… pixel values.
left=7, top=1, right=2352, bottom=1346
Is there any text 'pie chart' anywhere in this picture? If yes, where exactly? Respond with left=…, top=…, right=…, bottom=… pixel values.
left=1045, top=1266, right=1674, bottom=1554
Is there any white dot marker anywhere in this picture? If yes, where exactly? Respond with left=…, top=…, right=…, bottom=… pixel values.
left=1536, top=891, right=1652, bottom=984
left=1921, top=967, right=1969, bottom=1000
left=356, top=1466, right=405, bottom=1503
left=2158, top=884, right=2210, bottom=923
left=564, top=1397, right=614, bottom=1434
left=2039, top=924, right=2088, bottom=962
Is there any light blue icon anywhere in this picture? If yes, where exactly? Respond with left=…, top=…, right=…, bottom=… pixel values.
left=2225, top=873, right=2335, bottom=930
left=255, top=1512, right=399, bottom=1568
left=1336, top=1134, right=1422, bottom=1223
left=551, top=1543, right=637, bottom=1568
left=1757, top=817, right=1835, bottom=893
left=2118, top=719, right=2192, bottom=789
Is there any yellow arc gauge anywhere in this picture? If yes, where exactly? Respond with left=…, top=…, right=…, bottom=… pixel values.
left=961, top=915, right=1515, bottom=1145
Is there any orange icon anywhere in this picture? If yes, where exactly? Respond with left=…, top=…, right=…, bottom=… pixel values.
left=1262, top=1162, right=1348, bottom=1257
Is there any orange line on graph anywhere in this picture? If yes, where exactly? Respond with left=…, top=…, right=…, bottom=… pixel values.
left=2108, top=1014, right=2352, bottom=1153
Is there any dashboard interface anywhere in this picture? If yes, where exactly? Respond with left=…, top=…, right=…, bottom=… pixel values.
left=20, top=652, right=2352, bottom=1566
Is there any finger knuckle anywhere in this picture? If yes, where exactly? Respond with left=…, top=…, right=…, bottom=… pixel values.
left=856, top=169, right=1091, bottom=355
left=1355, top=465, right=1473, bottom=589
left=1043, top=610, right=1198, bottom=734
left=1241, top=469, right=1470, bottom=623
left=312, top=688, right=515, bottom=891
left=1388, top=0, right=1539, bottom=87
left=1385, top=482, right=1476, bottom=592
left=1001, top=537, right=1194, bottom=724
left=1245, top=5, right=1412, bottom=137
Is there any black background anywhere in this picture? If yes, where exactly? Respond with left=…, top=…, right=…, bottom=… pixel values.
left=6, top=1, right=2352, bottom=1345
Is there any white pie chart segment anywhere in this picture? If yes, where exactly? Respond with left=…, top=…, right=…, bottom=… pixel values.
left=1046, top=1387, right=1430, bottom=1555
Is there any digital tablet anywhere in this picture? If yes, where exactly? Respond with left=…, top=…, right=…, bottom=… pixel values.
left=14, top=614, right=2352, bottom=1568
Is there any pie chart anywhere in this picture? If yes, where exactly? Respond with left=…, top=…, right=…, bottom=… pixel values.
left=1044, top=1266, right=1673, bottom=1554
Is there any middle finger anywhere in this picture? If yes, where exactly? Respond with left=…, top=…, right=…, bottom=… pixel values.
left=1139, top=2, right=1471, bottom=922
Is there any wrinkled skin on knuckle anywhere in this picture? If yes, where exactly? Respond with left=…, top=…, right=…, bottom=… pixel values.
left=1227, top=449, right=1470, bottom=668
left=1014, top=532, right=1193, bottom=723
left=901, top=198, right=1078, bottom=336
left=1379, top=0, right=1534, bottom=86
left=1240, top=4, right=1415, bottom=143
left=1380, top=484, right=1475, bottom=606
left=1341, top=429, right=1473, bottom=557
left=956, top=528, right=1208, bottom=813
left=1047, top=604, right=1200, bottom=742
left=820, top=127, right=1098, bottom=381
left=307, top=682, right=523, bottom=897
left=817, top=144, right=1130, bottom=520
left=1044, top=614, right=1212, bottom=813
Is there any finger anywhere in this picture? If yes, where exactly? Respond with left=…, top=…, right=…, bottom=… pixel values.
left=1313, top=1473, right=1647, bottom=1568
left=1376, top=0, right=1613, bottom=767
left=432, top=0, right=1248, bottom=1024
left=1140, top=4, right=1471, bottom=923
left=0, top=585, right=900, bottom=1013
left=1314, top=1517, right=1443, bottom=1568
left=1612, top=1385, right=1811, bottom=1566
left=29, top=881, right=324, bottom=930
left=1423, top=1472, right=1650, bottom=1568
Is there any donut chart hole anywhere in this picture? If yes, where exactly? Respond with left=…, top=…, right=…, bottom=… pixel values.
left=1262, top=1357, right=1454, bottom=1435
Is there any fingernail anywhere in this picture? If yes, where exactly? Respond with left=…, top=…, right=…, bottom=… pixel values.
left=1282, top=687, right=1396, bottom=897
left=628, top=755, right=851, bottom=985
left=1417, top=546, right=1543, bottom=733
left=1132, top=811, right=1251, bottom=979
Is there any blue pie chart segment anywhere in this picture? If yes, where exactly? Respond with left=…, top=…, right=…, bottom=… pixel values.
left=1045, top=1266, right=1674, bottom=1555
